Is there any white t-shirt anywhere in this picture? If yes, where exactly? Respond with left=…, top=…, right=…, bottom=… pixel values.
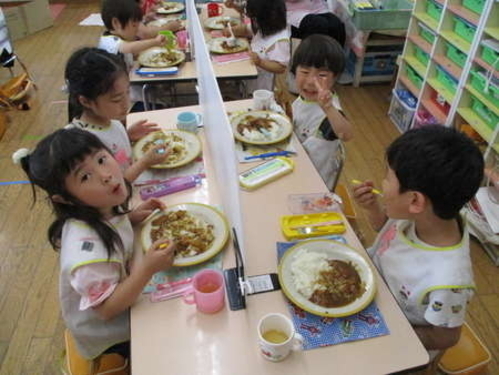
left=70, top=119, right=132, bottom=171
left=59, top=216, right=134, bottom=359
left=250, top=27, right=290, bottom=91
left=98, top=33, right=134, bottom=70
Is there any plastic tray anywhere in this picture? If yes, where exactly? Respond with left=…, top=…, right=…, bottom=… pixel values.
left=415, top=45, right=430, bottom=67
left=471, top=95, right=499, bottom=130
left=406, top=65, right=423, bottom=89
left=418, top=22, right=436, bottom=44
left=469, top=70, right=499, bottom=107
left=436, top=65, right=458, bottom=94
left=481, top=39, right=499, bottom=66
left=280, top=211, right=346, bottom=240
left=453, top=16, right=477, bottom=43
left=462, top=0, right=485, bottom=15
left=349, top=0, right=413, bottom=30
left=446, top=42, right=467, bottom=68
left=426, top=0, right=443, bottom=21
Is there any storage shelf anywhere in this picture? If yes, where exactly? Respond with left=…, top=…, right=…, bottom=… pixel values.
left=421, top=98, right=448, bottom=124
left=399, top=74, right=421, bottom=98
left=474, top=57, right=499, bottom=79
left=427, top=77, right=456, bottom=103
left=458, top=108, right=499, bottom=153
left=446, top=4, right=480, bottom=26
left=467, top=85, right=499, bottom=117
left=408, top=34, right=432, bottom=54
left=404, top=55, right=427, bottom=77
left=432, top=54, right=462, bottom=80
left=484, top=27, right=499, bottom=40
left=440, top=30, right=471, bottom=53
left=413, top=12, right=439, bottom=32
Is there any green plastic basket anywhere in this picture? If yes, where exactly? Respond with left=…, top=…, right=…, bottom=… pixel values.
left=406, top=65, right=423, bottom=89
left=462, top=0, right=485, bottom=15
left=453, top=16, right=477, bottom=43
left=426, top=0, right=443, bottom=21
left=481, top=41, right=499, bottom=66
left=419, top=22, right=436, bottom=44
left=415, top=45, right=430, bottom=67
left=349, top=0, right=413, bottom=30
left=436, top=65, right=458, bottom=94
left=471, top=95, right=499, bottom=130
left=469, top=70, right=499, bottom=107
left=446, top=42, right=467, bottom=68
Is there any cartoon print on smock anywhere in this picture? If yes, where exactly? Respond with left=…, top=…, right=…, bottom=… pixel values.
left=375, top=223, right=397, bottom=257
left=431, top=300, right=443, bottom=312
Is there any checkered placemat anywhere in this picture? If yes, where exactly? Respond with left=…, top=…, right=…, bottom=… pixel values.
left=277, top=238, right=390, bottom=350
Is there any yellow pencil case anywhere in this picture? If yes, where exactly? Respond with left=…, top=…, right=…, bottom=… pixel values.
left=281, top=211, right=346, bottom=240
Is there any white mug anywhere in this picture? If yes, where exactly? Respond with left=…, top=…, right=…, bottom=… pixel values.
left=257, top=313, right=303, bottom=362
left=252, top=89, right=274, bottom=111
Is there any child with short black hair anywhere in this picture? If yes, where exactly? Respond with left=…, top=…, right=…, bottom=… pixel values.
left=353, top=126, right=484, bottom=359
left=99, top=0, right=165, bottom=69
left=13, top=128, right=175, bottom=361
left=290, top=34, right=353, bottom=189
left=65, top=47, right=168, bottom=182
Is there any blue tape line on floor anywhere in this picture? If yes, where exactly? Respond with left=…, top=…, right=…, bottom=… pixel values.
left=0, top=180, right=30, bottom=185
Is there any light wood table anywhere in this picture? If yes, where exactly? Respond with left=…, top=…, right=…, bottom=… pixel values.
left=128, top=100, right=429, bottom=375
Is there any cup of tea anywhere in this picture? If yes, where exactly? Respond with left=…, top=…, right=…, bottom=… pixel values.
left=207, top=2, right=223, bottom=17
left=257, top=313, right=303, bottom=362
left=183, top=269, right=225, bottom=313
left=252, top=89, right=274, bottom=111
left=176, top=111, right=202, bottom=133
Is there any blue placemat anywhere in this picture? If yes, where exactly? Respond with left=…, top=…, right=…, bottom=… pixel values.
left=277, top=238, right=390, bottom=350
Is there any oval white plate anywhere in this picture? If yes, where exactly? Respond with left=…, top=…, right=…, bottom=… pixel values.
left=204, top=16, right=241, bottom=30
left=137, top=47, right=185, bottom=68
left=156, top=2, right=185, bottom=14
left=132, top=130, right=201, bottom=169
left=209, top=37, right=249, bottom=54
left=278, top=239, right=376, bottom=317
left=147, top=17, right=185, bottom=28
left=141, top=203, right=229, bottom=267
left=231, top=111, right=292, bottom=145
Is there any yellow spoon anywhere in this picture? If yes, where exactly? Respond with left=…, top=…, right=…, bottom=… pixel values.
left=351, top=179, right=383, bottom=196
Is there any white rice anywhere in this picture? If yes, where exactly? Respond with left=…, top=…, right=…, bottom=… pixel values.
left=241, top=121, right=280, bottom=141
left=291, top=250, right=331, bottom=299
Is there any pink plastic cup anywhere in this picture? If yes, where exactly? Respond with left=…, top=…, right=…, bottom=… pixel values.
left=183, top=269, right=225, bottom=313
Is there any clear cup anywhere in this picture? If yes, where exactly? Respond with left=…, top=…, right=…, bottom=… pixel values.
left=252, top=89, right=274, bottom=111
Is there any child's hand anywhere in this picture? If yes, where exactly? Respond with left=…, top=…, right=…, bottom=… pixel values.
left=249, top=52, right=261, bottom=67
left=352, top=180, right=379, bottom=210
left=314, top=77, right=334, bottom=111
left=129, top=198, right=166, bottom=224
left=143, top=239, right=176, bottom=274
left=142, top=144, right=171, bottom=167
left=155, top=34, right=166, bottom=46
left=127, top=119, right=160, bottom=142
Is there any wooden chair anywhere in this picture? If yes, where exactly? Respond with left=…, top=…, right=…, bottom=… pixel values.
left=61, top=330, right=129, bottom=375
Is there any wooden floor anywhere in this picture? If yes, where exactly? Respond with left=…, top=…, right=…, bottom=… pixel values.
left=0, top=1, right=497, bottom=374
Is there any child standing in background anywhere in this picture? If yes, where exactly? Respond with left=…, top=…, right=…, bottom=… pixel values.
left=227, top=0, right=290, bottom=91
left=289, top=34, right=353, bottom=189
left=65, top=47, right=168, bottom=182
left=353, top=126, right=484, bottom=362
left=13, top=128, right=176, bottom=361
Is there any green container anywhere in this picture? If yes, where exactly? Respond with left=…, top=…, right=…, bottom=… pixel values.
left=469, top=70, right=499, bottom=107
left=481, top=40, right=499, bottom=66
left=419, top=22, right=436, bottom=44
left=436, top=65, right=458, bottom=94
left=426, top=0, right=443, bottom=21
left=406, top=65, right=423, bottom=89
left=415, top=45, right=430, bottom=67
left=446, top=42, right=467, bottom=68
left=349, top=0, right=413, bottom=30
left=471, top=95, right=499, bottom=130
left=453, top=16, right=477, bottom=43
left=462, top=0, right=485, bottom=15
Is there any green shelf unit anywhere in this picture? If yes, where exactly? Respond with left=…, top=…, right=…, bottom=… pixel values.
left=484, top=27, right=499, bottom=40
left=428, top=77, right=455, bottom=103
left=413, top=12, right=439, bottom=32
left=440, top=30, right=472, bottom=53
left=458, top=107, right=499, bottom=153
left=467, top=85, right=499, bottom=117
left=404, top=55, right=427, bottom=77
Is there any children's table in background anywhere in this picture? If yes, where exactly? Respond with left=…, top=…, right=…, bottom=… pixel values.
left=128, top=99, right=429, bottom=375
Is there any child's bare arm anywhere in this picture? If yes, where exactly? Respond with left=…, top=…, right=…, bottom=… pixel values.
left=352, top=181, right=387, bottom=231
left=93, top=240, right=175, bottom=320
left=314, top=78, right=353, bottom=141
left=119, top=34, right=165, bottom=55
left=124, top=144, right=170, bottom=182
left=413, top=325, right=461, bottom=350
left=249, top=52, right=286, bottom=74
